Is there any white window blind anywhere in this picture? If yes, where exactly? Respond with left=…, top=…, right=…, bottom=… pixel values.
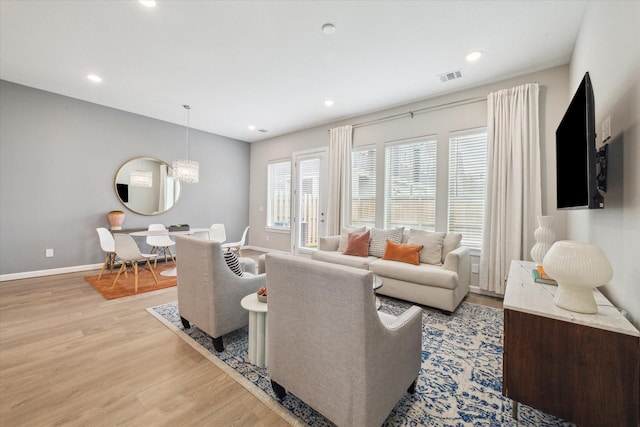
left=351, top=147, right=376, bottom=228
left=384, top=136, right=437, bottom=230
left=267, top=160, right=291, bottom=230
left=448, top=128, right=487, bottom=249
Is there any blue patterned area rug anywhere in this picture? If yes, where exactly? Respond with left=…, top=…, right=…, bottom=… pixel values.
left=147, top=297, right=574, bottom=426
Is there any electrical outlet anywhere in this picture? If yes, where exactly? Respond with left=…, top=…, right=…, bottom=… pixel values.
left=471, top=263, right=479, bottom=274
left=46, top=248, right=54, bottom=258
left=602, top=115, right=611, bottom=143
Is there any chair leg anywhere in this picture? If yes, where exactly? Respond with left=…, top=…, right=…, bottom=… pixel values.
left=109, top=252, right=116, bottom=273
left=167, top=247, right=176, bottom=265
left=133, top=261, right=139, bottom=293
left=150, top=247, right=158, bottom=268
left=111, top=263, right=127, bottom=289
left=98, top=254, right=110, bottom=279
left=271, top=380, right=287, bottom=399
left=212, top=337, right=224, bottom=352
left=180, top=317, right=190, bottom=328
left=146, top=259, right=159, bottom=285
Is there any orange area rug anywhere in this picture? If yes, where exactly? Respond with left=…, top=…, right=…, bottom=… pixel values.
left=85, top=263, right=177, bottom=300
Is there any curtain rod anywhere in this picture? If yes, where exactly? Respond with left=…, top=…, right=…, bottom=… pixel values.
left=350, top=96, right=486, bottom=129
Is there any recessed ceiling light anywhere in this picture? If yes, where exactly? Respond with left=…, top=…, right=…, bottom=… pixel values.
left=248, top=125, right=256, bottom=131
left=466, top=51, right=483, bottom=62
left=139, top=0, right=156, bottom=7
left=322, top=23, right=336, bottom=35
left=87, top=74, right=103, bottom=83
left=324, top=99, right=334, bottom=107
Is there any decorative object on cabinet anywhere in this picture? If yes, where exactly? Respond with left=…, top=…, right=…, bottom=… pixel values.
left=107, top=210, right=125, bottom=230
left=114, top=157, right=182, bottom=215
left=530, top=215, right=554, bottom=265
left=542, top=240, right=613, bottom=314
left=172, top=104, right=199, bottom=184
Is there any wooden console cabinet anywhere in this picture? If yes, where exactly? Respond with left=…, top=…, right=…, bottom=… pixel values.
left=503, top=260, right=639, bottom=427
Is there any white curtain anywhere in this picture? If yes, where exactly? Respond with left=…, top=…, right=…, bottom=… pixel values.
left=479, top=83, right=541, bottom=294
left=326, top=125, right=353, bottom=235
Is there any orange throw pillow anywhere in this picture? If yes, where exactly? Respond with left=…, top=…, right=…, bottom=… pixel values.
left=343, top=230, right=370, bottom=257
left=382, top=240, right=424, bottom=265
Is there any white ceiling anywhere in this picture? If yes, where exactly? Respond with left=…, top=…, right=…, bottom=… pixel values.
left=0, top=0, right=587, bottom=143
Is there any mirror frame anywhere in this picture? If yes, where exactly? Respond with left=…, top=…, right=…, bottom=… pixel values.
left=114, top=156, right=182, bottom=216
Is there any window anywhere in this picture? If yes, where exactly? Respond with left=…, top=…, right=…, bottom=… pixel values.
left=448, top=128, right=487, bottom=249
left=351, top=147, right=376, bottom=227
left=267, top=160, right=291, bottom=230
left=384, top=136, right=437, bottom=230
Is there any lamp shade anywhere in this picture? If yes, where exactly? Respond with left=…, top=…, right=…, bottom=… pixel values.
left=172, top=159, right=199, bottom=184
left=542, top=240, right=613, bottom=314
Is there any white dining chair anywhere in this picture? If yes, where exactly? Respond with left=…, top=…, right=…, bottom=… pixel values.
left=146, top=224, right=176, bottom=268
left=222, top=226, right=249, bottom=257
left=208, top=223, right=227, bottom=242
left=96, top=227, right=117, bottom=279
left=112, top=234, right=158, bottom=293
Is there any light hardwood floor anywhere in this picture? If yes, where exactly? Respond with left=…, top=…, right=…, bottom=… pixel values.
left=0, top=250, right=502, bottom=426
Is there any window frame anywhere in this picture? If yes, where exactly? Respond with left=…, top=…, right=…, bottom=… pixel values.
left=266, top=159, right=292, bottom=231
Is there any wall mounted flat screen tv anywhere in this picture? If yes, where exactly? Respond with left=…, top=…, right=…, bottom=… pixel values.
left=555, top=72, right=604, bottom=209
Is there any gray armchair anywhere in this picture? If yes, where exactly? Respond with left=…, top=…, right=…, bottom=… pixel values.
left=175, top=236, right=265, bottom=351
left=265, top=253, right=423, bottom=427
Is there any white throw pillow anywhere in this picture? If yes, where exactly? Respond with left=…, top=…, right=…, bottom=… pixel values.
left=369, top=227, right=404, bottom=257
left=442, top=233, right=463, bottom=263
left=337, top=226, right=367, bottom=252
left=407, top=229, right=446, bottom=265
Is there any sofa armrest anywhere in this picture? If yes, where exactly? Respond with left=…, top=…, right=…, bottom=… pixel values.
left=442, top=246, right=470, bottom=289
left=319, top=235, right=340, bottom=251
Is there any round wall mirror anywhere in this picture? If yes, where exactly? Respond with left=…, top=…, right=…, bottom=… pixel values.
left=114, top=157, right=182, bottom=215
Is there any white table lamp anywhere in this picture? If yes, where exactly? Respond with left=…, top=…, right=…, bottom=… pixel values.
left=542, top=240, right=613, bottom=314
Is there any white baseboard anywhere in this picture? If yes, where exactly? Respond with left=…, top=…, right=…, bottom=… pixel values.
left=0, top=263, right=103, bottom=282
left=469, top=285, right=504, bottom=298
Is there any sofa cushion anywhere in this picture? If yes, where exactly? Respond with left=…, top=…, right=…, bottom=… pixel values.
left=369, top=227, right=404, bottom=257
left=442, top=233, right=462, bottom=263
left=337, top=226, right=367, bottom=252
left=343, top=230, right=370, bottom=257
left=312, top=250, right=376, bottom=270
left=382, top=241, right=423, bottom=265
left=406, top=229, right=446, bottom=265
left=369, top=259, right=458, bottom=290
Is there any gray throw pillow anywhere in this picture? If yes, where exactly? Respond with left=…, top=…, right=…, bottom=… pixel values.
left=223, top=251, right=244, bottom=276
left=369, top=227, right=404, bottom=257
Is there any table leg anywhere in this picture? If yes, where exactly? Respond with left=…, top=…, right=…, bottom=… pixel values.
left=248, top=311, right=257, bottom=364
left=256, top=312, right=266, bottom=367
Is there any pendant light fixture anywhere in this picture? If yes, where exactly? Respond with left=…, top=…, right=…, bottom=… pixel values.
left=172, top=104, right=199, bottom=184
left=129, top=169, right=153, bottom=187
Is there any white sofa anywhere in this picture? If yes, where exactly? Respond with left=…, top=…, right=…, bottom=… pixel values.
left=311, top=229, right=470, bottom=312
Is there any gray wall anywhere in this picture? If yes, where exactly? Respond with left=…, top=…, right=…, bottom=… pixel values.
left=249, top=65, right=569, bottom=290
left=0, top=80, right=250, bottom=277
left=566, top=1, right=640, bottom=327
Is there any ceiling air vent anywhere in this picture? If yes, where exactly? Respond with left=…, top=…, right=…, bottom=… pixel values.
left=439, top=69, right=463, bottom=83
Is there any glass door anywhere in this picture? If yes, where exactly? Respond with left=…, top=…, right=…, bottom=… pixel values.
left=291, top=149, right=327, bottom=256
